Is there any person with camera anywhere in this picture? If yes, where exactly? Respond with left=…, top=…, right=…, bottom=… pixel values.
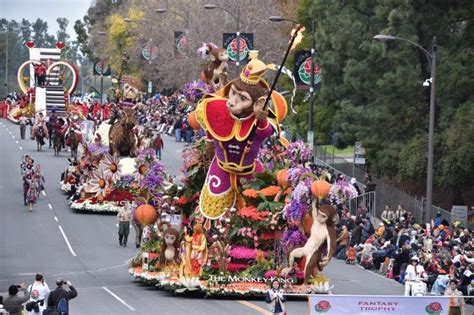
left=45, top=279, right=77, bottom=315
left=3, top=283, right=30, bottom=315
left=26, top=274, right=50, bottom=315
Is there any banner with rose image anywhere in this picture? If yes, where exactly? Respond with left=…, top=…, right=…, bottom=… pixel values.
left=294, top=50, right=321, bottom=89
left=222, top=33, right=254, bottom=63
left=309, top=295, right=449, bottom=315
left=174, top=31, right=188, bottom=56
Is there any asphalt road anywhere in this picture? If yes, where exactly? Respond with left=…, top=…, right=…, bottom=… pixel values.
left=0, top=119, right=418, bottom=315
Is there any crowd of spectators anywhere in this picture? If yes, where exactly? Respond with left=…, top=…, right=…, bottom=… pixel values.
left=335, top=202, right=473, bottom=300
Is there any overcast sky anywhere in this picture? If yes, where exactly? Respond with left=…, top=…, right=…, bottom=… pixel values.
left=0, top=0, right=92, bottom=40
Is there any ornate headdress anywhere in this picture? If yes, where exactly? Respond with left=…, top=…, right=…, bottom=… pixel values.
left=239, top=51, right=269, bottom=89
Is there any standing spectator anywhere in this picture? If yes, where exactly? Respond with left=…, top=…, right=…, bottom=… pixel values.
left=117, top=206, right=132, bottom=247
left=395, top=204, right=407, bottom=222
left=381, top=205, right=396, bottom=225
left=185, top=120, right=193, bottom=144
left=265, top=280, right=286, bottom=315
left=351, top=178, right=361, bottom=195
left=173, top=119, right=182, bottom=142
left=3, top=284, right=30, bottom=315
left=26, top=274, right=50, bottom=315
left=444, top=279, right=465, bottom=315
left=153, top=133, right=164, bottom=160
left=19, top=115, right=28, bottom=140
left=46, top=279, right=77, bottom=315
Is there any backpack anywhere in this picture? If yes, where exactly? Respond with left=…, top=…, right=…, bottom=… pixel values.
left=57, top=297, right=68, bottom=314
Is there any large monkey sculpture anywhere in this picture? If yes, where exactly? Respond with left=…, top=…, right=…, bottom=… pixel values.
left=199, top=43, right=229, bottom=90
left=282, top=200, right=339, bottom=284
left=159, top=227, right=180, bottom=266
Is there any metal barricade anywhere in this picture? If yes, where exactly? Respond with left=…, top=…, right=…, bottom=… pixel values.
left=348, top=191, right=376, bottom=218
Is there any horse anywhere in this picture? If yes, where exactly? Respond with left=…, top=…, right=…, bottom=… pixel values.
left=52, top=129, right=63, bottom=156
left=68, top=129, right=80, bottom=158
left=35, top=125, right=47, bottom=151
left=109, top=107, right=138, bottom=157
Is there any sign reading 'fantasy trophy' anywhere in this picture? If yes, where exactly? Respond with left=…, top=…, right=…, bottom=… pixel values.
left=294, top=50, right=321, bottom=89
left=309, top=295, right=449, bottom=315
left=222, top=33, right=254, bottom=63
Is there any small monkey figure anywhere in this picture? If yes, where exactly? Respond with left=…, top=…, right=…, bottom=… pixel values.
left=199, top=43, right=229, bottom=90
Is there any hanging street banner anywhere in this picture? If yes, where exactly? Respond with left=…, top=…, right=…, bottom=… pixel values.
left=141, top=43, right=159, bottom=62
left=223, top=33, right=254, bottom=63
left=93, top=61, right=111, bottom=76
left=294, top=50, right=321, bottom=89
left=308, top=295, right=449, bottom=315
left=174, top=31, right=188, bottom=56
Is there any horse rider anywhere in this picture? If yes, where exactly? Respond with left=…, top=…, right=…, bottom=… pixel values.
left=33, top=113, right=48, bottom=141
left=65, top=114, right=82, bottom=146
left=47, top=108, right=58, bottom=148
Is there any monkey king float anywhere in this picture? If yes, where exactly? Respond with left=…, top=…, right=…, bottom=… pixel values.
left=129, top=25, right=358, bottom=297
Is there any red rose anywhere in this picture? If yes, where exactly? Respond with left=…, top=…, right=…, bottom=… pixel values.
left=428, top=302, right=442, bottom=312
left=317, top=300, right=330, bottom=310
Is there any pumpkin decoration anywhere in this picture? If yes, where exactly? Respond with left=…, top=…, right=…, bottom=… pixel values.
left=303, top=213, right=313, bottom=237
left=311, top=179, right=331, bottom=199
left=187, top=111, right=200, bottom=130
left=276, top=169, right=289, bottom=188
left=134, top=204, right=157, bottom=226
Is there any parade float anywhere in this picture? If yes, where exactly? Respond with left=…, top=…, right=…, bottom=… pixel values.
left=9, top=41, right=80, bottom=122
left=127, top=25, right=358, bottom=297
left=63, top=81, right=154, bottom=213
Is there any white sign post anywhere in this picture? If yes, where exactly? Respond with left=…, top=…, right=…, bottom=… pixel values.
left=451, top=205, right=468, bottom=226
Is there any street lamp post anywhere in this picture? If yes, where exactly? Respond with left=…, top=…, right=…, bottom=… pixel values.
left=204, top=4, right=241, bottom=70
left=374, top=34, right=437, bottom=224
left=4, top=31, right=8, bottom=98
left=269, top=16, right=316, bottom=150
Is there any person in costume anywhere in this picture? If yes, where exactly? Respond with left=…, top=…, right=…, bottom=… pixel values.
left=194, top=53, right=287, bottom=219
left=187, top=221, right=208, bottom=277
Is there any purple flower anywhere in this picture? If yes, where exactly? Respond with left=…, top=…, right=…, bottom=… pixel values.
left=285, top=200, right=307, bottom=222
left=287, top=166, right=311, bottom=186
left=183, top=81, right=215, bottom=103
left=282, top=228, right=307, bottom=246
left=140, top=163, right=165, bottom=192
left=292, top=181, right=310, bottom=202
left=285, top=141, right=312, bottom=166
left=88, top=144, right=109, bottom=155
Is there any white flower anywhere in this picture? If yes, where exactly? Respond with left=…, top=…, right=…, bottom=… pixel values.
left=133, top=162, right=149, bottom=181
left=310, top=281, right=334, bottom=294
left=178, top=277, right=201, bottom=289
left=100, top=154, right=122, bottom=183
left=88, top=168, right=110, bottom=197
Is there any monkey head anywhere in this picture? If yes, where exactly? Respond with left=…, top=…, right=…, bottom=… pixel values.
left=312, top=201, right=339, bottom=225
left=226, top=78, right=268, bottom=119
left=163, top=227, right=180, bottom=248
left=213, top=49, right=228, bottom=63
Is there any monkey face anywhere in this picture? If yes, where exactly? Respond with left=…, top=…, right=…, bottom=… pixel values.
left=219, top=51, right=229, bottom=62
left=227, top=86, right=254, bottom=118
left=164, top=233, right=177, bottom=245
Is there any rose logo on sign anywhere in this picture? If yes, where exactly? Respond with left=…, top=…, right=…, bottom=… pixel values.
left=142, top=45, right=158, bottom=61
left=298, top=57, right=321, bottom=86
left=314, top=300, right=331, bottom=313
left=95, top=62, right=107, bottom=75
left=425, top=302, right=443, bottom=315
left=226, top=38, right=249, bottom=62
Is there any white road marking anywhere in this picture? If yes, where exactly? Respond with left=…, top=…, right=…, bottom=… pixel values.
left=54, top=216, right=59, bottom=222
left=12, top=135, right=15, bottom=139
left=123, top=258, right=132, bottom=264
left=42, top=191, right=46, bottom=196
left=102, top=287, right=136, bottom=311
left=58, top=225, right=77, bottom=257
left=18, top=273, right=37, bottom=276
left=15, top=140, right=18, bottom=144
left=48, top=203, right=53, bottom=210
left=19, top=146, right=23, bottom=150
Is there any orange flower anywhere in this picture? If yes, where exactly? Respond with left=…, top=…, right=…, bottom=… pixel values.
left=242, top=189, right=259, bottom=198
left=177, top=196, right=188, bottom=204
left=283, top=187, right=292, bottom=195
left=259, top=185, right=280, bottom=197
left=237, top=206, right=270, bottom=221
